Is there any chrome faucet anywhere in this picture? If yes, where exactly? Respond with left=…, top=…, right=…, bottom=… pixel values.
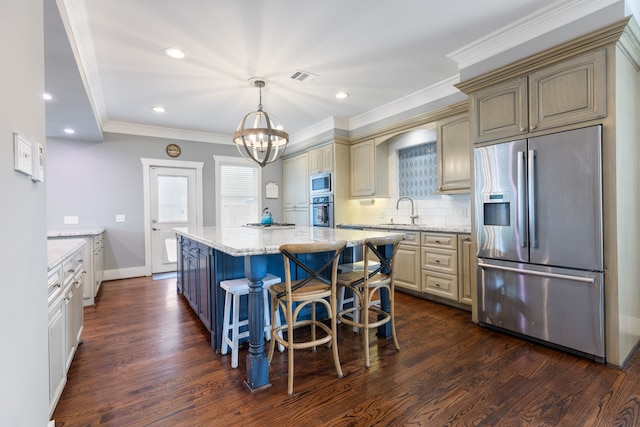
left=396, top=196, right=418, bottom=225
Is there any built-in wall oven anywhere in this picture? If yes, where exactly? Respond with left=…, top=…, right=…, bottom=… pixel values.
left=310, top=194, right=334, bottom=228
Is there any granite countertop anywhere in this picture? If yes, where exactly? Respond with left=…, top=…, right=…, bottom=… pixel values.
left=338, top=223, right=471, bottom=234
left=174, top=226, right=405, bottom=257
left=47, top=239, right=86, bottom=270
left=48, top=228, right=106, bottom=238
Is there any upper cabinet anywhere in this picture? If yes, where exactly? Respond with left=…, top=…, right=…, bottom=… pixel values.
left=350, top=139, right=388, bottom=198
left=436, top=112, right=470, bottom=193
left=308, top=144, right=333, bottom=174
left=283, top=152, right=309, bottom=209
left=470, top=49, right=606, bottom=143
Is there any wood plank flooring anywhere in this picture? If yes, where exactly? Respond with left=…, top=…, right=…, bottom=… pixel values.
left=52, top=275, right=640, bottom=426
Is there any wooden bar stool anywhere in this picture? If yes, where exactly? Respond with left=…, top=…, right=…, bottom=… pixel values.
left=220, top=273, right=283, bottom=369
left=337, top=233, right=404, bottom=367
left=268, top=240, right=346, bottom=395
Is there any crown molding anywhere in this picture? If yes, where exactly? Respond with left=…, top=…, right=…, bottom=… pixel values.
left=347, top=75, right=461, bottom=131
left=447, top=0, right=620, bottom=70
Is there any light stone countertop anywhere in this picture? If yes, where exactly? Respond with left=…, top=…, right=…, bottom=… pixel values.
left=174, top=226, right=405, bottom=257
left=47, top=239, right=86, bottom=270
left=48, top=228, right=106, bottom=238
left=338, top=223, right=471, bottom=234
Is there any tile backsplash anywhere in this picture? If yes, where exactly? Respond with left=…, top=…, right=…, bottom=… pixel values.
left=387, top=136, right=471, bottom=227
left=386, top=194, right=471, bottom=226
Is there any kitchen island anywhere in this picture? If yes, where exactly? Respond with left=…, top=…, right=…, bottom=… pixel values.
left=173, top=226, right=404, bottom=391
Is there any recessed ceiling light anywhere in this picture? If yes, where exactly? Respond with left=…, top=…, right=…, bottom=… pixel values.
left=164, top=47, right=185, bottom=59
left=336, top=91, right=349, bottom=99
left=152, top=106, right=165, bottom=113
left=64, top=128, right=75, bottom=134
left=43, top=93, right=53, bottom=101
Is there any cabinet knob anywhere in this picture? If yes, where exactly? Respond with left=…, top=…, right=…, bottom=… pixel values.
left=530, top=124, right=537, bottom=130
left=520, top=127, right=526, bottom=132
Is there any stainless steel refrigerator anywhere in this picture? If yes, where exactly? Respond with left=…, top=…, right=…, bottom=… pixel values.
left=474, top=125, right=605, bottom=361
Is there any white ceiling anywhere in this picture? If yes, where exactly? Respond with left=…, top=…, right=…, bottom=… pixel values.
left=44, top=0, right=618, bottom=144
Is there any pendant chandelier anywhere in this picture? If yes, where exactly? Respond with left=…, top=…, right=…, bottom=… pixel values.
left=233, top=78, right=288, bottom=167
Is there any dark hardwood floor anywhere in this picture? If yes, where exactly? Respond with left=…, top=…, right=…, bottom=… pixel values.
left=53, top=275, right=640, bottom=426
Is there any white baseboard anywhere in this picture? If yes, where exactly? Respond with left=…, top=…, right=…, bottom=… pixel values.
left=103, top=266, right=148, bottom=281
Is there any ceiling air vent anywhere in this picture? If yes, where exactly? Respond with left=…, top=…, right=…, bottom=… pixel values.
left=290, top=70, right=318, bottom=82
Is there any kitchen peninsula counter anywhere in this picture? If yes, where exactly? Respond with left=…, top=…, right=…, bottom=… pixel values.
left=173, top=225, right=403, bottom=392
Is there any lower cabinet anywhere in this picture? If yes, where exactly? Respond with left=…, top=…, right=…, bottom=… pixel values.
left=48, top=295, right=65, bottom=417
left=358, top=228, right=473, bottom=310
left=421, top=233, right=459, bottom=300
left=179, top=237, right=213, bottom=331
left=420, top=232, right=475, bottom=309
left=457, top=234, right=474, bottom=306
left=394, top=231, right=421, bottom=292
left=48, top=244, right=85, bottom=418
left=48, top=231, right=105, bottom=306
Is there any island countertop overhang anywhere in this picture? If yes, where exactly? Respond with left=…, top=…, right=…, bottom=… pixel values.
left=173, top=226, right=405, bottom=257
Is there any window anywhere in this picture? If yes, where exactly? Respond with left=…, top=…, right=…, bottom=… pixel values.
left=214, top=156, right=262, bottom=226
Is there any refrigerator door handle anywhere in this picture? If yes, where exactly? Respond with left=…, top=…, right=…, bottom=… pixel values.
left=528, top=149, right=537, bottom=248
left=517, top=151, right=527, bottom=247
left=477, top=261, right=596, bottom=284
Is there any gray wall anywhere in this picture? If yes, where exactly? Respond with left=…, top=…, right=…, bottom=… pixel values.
left=0, top=0, right=49, bottom=425
left=46, top=132, right=283, bottom=272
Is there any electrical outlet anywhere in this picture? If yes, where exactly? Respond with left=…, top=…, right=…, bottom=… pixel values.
left=64, top=216, right=79, bottom=225
left=116, top=214, right=126, bottom=223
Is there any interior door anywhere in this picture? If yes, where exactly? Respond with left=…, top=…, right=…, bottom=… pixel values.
left=150, top=166, right=198, bottom=273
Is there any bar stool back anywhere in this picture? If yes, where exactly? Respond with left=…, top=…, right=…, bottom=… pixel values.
left=337, top=233, right=404, bottom=367
left=268, top=240, right=346, bottom=395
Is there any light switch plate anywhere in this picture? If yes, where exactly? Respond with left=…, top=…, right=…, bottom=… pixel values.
left=116, top=214, right=126, bottom=223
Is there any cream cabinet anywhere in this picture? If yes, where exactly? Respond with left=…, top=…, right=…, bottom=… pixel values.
left=283, top=152, right=309, bottom=226
left=436, top=113, right=470, bottom=193
left=393, top=231, right=421, bottom=292
left=470, top=49, right=606, bottom=143
left=421, top=233, right=458, bottom=301
left=350, top=139, right=388, bottom=198
left=457, top=234, right=474, bottom=306
left=308, top=144, right=333, bottom=174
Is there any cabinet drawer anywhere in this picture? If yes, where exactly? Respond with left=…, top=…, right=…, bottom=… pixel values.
left=421, top=247, right=457, bottom=274
left=399, top=230, right=420, bottom=246
left=48, top=266, right=63, bottom=304
left=422, top=270, right=458, bottom=301
left=421, top=232, right=457, bottom=249
left=62, top=257, right=76, bottom=284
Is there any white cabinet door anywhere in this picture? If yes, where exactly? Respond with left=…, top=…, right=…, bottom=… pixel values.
left=48, top=297, right=65, bottom=416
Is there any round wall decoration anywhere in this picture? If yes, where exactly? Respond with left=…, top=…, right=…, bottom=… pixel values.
left=166, top=144, right=181, bottom=158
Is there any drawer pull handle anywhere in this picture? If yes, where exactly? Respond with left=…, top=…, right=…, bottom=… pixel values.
left=67, top=268, right=75, bottom=273
left=435, top=283, right=441, bottom=288
left=435, top=260, right=440, bottom=263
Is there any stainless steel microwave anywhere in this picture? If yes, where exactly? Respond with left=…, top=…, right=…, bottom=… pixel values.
left=310, top=172, right=332, bottom=195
